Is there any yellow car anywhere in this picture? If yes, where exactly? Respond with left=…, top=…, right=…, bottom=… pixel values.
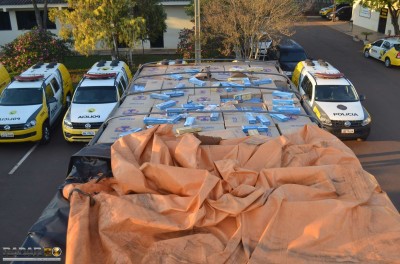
left=319, top=3, right=350, bottom=18
left=363, top=37, right=400, bottom=67
left=0, top=63, right=11, bottom=93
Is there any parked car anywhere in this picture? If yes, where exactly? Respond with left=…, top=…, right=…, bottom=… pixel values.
left=319, top=3, right=350, bottom=19
left=269, top=39, right=308, bottom=78
left=327, top=6, right=352, bottom=21
left=363, top=37, right=400, bottom=67
left=0, top=63, right=11, bottom=94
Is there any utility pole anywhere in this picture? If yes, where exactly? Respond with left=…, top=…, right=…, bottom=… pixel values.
left=194, top=0, right=201, bottom=65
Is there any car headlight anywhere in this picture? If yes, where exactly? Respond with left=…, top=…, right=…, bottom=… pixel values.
left=319, top=115, right=332, bottom=126
left=63, top=108, right=73, bottom=128
left=362, top=113, right=371, bottom=126
left=24, top=120, right=36, bottom=129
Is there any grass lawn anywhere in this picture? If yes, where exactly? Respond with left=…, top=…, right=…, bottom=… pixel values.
left=64, top=53, right=182, bottom=87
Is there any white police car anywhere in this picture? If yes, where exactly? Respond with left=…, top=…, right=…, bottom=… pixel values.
left=292, top=59, right=371, bottom=140
left=62, top=60, right=132, bottom=142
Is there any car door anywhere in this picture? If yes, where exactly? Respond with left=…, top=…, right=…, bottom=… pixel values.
left=44, top=79, right=63, bottom=125
left=299, top=74, right=314, bottom=109
left=380, top=41, right=392, bottom=58
left=369, top=40, right=384, bottom=59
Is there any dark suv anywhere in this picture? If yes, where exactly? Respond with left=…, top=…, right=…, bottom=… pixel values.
left=269, top=39, right=308, bottom=78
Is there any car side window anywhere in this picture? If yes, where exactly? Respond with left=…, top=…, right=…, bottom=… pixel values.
left=383, top=41, right=391, bottom=50
left=45, top=84, right=54, bottom=99
left=373, top=40, right=383, bottom=47
left=50, top=78, right=60, bottom=93
left=117, top=82, right=124, bottom=97
left=300, top=75, right=313, bottom=99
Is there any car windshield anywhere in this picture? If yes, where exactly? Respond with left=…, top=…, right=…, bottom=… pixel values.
left=315, top=85, right=358, bottom=102
left=280, top=51, right=307, bottom=62
left=0, top=88, right=42, bottom=106
left=73, top=86, right=117, bottom=104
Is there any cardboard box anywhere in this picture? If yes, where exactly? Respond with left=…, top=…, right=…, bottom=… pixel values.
left=191, top=112, right=224, bottom=124
left=97, top=116, right=146, bottom=144
left=162, top=80, right=195, bottom=95
left=188, top=95, right=220, bottom=105
left=223, top=113, right=249, bottom=128
left=198, top=127, right=247, bottom=139
left=277, top=122, right=317, bottom=135
left=145, top=79, right=164, bottom=93
left=120, top=94, right=155, bottom=109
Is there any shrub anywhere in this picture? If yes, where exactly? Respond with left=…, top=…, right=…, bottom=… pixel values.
left=0, top=29, right=72, bottom=73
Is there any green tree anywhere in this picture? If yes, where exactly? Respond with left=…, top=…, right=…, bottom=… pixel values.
left=0, top=30, right=71, bottom=73
left=359, top=0, right=400, bottom=35
left=49, top=0, right=145, bottom=57
left=133, top=0, right=167, bottom=53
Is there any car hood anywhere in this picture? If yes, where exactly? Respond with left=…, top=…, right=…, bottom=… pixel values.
left=70, top=103, right=117, bottom=123
left=315, top=101, right=364, bottom=121
left=0, top=105, right=41, bottom=124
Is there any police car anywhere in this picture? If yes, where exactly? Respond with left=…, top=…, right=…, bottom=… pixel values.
left=0, top=62, right=72, bottom=144
left=292, top=59, right=371, bottom=140
left=62, top=60, right=132, bottom=142
left=363, top=36, right=400, bottom=67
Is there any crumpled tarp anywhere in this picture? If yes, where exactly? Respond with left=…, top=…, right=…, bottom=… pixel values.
left=63, top=124, right=400, bottom=263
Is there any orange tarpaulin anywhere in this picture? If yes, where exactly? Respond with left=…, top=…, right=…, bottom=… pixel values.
left=64, top=125, right=400, bottom=263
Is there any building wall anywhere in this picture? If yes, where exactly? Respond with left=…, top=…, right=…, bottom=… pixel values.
left=0, top=3, right=192, bottom=52
left=352, top=1, right=398, bottom=35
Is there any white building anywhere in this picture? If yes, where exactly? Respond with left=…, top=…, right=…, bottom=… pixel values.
left=352, top=1, right=397, bottom=36
left=0, top=0, right=192, bottom=52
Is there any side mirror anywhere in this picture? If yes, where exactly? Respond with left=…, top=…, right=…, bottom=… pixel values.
left=359, top=94, right=366, bottom=101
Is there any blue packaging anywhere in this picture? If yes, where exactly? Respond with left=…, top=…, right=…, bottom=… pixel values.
left=150, top=93, right=170, bottom=100
left=272, top=91, right=294, bottom=99
left=210, top=112, right=219, bottom=121
left=245, top=112, right=257, bottom=124
left=184, top=116, right=196, bottom=127
left=170, top=74, right=183, bottom=80
left=189, top=77, right=206, bottom=86
left=185, top=69, right=201, bottom=73
left=273, top=106, right=301, bottom=114
left=134, top=84, right=145, bottom=91
left=252, top=78, right=272, bottom=85
left=225, top=87, right=233, bottom=92
left=270, top=114, right=290, bottom=122
left=175, top=83, right=186, bottom=89
left=166, top=108, right=187, bottom=116
left=256, top=115, right=271, bottom=126
left=118, top=128, right=142, bottom=138
left=164, top=91, right=185, bottom=97
left=242, top=125, right=268, bottom=133
left=243, top=78, right=252, bottom=87
left=169, top=114, right=183, bottom=124
left=143, top=117, right=170, bottom=125
left=182, top=103, right=205, bottom=110
left=272, top=99, right=294, bottom=105
left=155, top=100, right=177, bottom=110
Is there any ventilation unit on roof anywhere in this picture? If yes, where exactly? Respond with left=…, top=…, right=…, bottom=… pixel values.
left=305, top=59, right=315, bottom=66
left=46, top=62, right=57, bottom=69
left=15, top=75, right=44, bottom=82
left=32, top=62, right=44, bottom=69
left=96, top=60, right=106, bottom=67
left=317, top=59, right=329, bottom=67
left=110, top=60, right=120, bottom=67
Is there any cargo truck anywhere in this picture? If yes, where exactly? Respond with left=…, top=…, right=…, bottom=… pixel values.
left=18, top=59, right=400, bottom=263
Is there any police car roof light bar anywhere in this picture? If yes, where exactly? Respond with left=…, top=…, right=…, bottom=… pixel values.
left=15, top=75, right=45, bottom=81
left=84, top=73, right=116, bottom=79
left=313, top=72, right=344, bottom=79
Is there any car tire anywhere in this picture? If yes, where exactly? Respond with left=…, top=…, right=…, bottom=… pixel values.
left=40, top=121, right=51, bottom=145
left=385, top=58, right=391, bottom=68
left=364, top=49, right=370, bottom=58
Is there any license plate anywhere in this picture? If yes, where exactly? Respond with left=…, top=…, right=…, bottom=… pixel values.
left=82, top=131, right=95, bottom=136
left=341, top=129, right=354, bottom=134
left=1, top=132, right=14, bottom=138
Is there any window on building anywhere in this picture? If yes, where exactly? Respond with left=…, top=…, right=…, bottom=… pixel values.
left=150, top=34, right=164, bottom=48
left=0, top=11, right=12, bottom=30
left=16, top=11, right=56, bottom=30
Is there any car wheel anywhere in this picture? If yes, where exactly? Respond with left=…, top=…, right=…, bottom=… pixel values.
left=385, top=58, right=391, bottom=67
left=40, top=121, right=51, bottom=145
left=364, top=49, right=370, bottom=58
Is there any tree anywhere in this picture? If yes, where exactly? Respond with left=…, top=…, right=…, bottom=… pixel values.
left=32, top=0, right=49, bottom=30
left=359, top=0, right=400, bottom=35
left=49, top=0, right=146, bottom=57
left=133, top=0, right=167, bottom=53
left=0, top=30, right=71, bottom=73
left=201, top=0, right=304, bottom=59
